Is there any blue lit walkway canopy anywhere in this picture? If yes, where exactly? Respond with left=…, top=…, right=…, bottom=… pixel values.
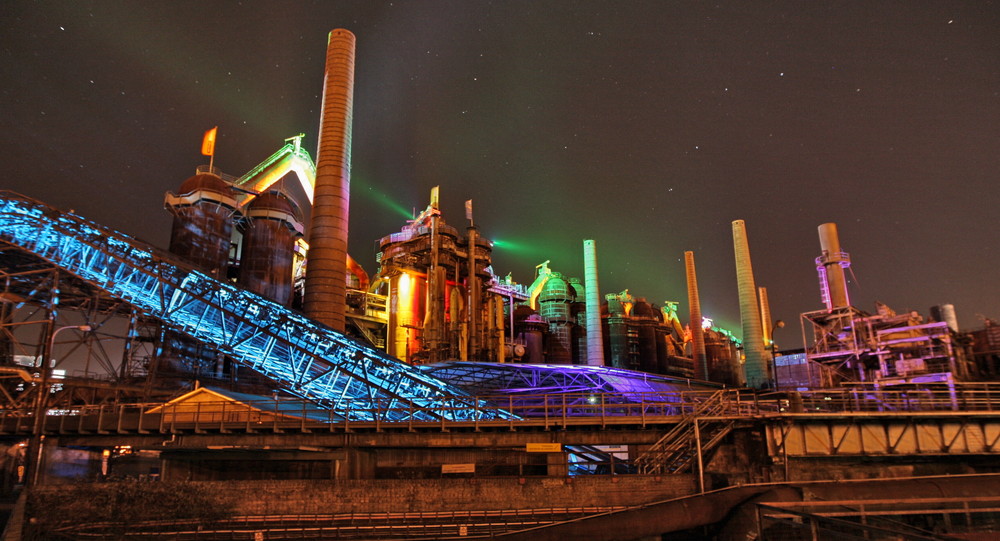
left=0, top=191, right=497, bottom=422
left=420, top=362, right=719, bottom=402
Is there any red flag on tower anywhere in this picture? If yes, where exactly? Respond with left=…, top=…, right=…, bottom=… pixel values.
left=201, top=126, right=218, bottom=156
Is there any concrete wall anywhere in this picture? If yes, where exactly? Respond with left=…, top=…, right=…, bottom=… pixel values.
left=190, top=475, right=697, bottom=514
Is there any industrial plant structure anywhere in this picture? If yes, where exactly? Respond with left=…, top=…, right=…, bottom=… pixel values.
left=0, top=27, right=998, bottom=540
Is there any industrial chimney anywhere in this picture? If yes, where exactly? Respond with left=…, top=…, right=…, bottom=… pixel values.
left=732, top=220, right=768, bottom=389
left=930, top=304, right=959, bottom=333
left=684, top=251, right=707, bottom=380
left=583, top=239, right=605, bottom=366
left=817, top=223, right=851, bottom=311
left=304, top=29, right=356, bottom=331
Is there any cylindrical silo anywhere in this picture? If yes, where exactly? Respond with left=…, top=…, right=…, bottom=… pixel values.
left=684, top=251, right=708, bottom=380
left=582, top=240, right=605, bottom=366
left=604, top=291, right=633, bottom=370
left=387, top=271, right=425, bottom=363
left=238, top=191, right=304, bottom=305
left=732, top=219, right=768, bottom=389
left=304, top=29, right=356, bottom=331
left=165, top=173, right=238, bottom=278
left=538, top=272, right=575, bottom=364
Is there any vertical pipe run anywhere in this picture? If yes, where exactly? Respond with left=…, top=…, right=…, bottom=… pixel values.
left=467, top=227, right=479, bottom=361
left=818, top=223, right=850, bottom=310
left=759, top=286, right=773, bottom=349
left=684, top=251, right=708, bottom=380
left=583, top=240, right=605, bottom=366
left=694, top=419, right=705, bottom=493
left=304, top=29, right=356, bottom=331
left=732, top=220, right=768, bottom=389
left=424, top=210, right=443, bottom=362
left=27, top=309, right=57, bottom=488
left=759, top=285, right=775, bottom=388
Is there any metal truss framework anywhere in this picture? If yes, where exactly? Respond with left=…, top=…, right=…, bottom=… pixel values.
left=419, top=362, right=715, bottom=399
left=767, top=413, right=1000, bottom=457
left=0, top=257, right=166, bottom=408
left=0, top=191, right=495, bottom=421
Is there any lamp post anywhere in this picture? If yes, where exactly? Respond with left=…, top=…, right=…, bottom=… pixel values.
left=770, top=320, right=785, bottom=390
left=27, top=324, right=91, bottom=487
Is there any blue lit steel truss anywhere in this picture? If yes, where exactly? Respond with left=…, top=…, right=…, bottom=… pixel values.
left=0, top=191, right=498, bottom=421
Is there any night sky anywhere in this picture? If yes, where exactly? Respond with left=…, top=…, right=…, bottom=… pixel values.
left=3, top=1, right=998, bottom=341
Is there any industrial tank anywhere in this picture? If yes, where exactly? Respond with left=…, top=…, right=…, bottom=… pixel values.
left=387, top=271, right=426, bottom=362
left=632, top=298, right=659, bottom=373
left=538, top=272, right=575, bottom=364
left=513, top=305, right=546, bottom=364
left=604, top=291, right=633, bottom=370
left=238, top=191, right=304, bottom=305
left=165, top=173, right=238, bottom=278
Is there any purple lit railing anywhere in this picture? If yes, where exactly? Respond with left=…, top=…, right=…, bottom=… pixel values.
left=4, top=385, right=999, bottom=436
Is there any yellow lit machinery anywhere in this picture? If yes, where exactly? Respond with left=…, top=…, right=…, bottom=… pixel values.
left=370, top=190, right=508, bottom=365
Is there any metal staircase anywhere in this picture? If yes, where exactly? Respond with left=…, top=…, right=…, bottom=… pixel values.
left=634, top=390, right=735, bottom=474
left=0, top=191, right=501, bottom=422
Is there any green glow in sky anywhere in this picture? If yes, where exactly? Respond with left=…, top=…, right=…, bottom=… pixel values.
left=491, top=237, right=538, bottom=254
left=355, top=177, right=412, bottom=220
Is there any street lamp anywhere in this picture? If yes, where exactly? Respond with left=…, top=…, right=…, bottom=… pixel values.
left=27, top=324, right=91, bottom=487
left=770, top=320, right=785, bottom=390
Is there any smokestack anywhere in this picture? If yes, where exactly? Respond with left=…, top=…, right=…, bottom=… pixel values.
left=732, top=220, right=768, bottom=389
left=684, top=251, right=707, bottom=379
left=931, top=304, right=959, bottom=333
left=583, top=240, right=605, bottom=366
left=817, top=222, right=850, bottom=310
left=304, top=29, right=356, bottom=331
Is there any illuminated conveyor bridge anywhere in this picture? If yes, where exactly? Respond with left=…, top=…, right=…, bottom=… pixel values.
left=0, top=191, right=499, bottom=422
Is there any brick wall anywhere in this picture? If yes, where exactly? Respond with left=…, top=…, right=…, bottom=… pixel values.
left=195, top=475, right=697, bottom=515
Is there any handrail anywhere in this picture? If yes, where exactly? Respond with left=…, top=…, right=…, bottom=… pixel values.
left=4, top=384, right=1000, bottom=436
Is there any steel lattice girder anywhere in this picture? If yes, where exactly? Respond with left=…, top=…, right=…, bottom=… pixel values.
left=0, top=191, right=501, bottom=421
left=420, top=361, right=711, bottom=401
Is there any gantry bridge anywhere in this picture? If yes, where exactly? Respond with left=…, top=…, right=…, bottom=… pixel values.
left=0, top=191, right=496, bottom=422
left=3, top=386, right=1000, bottom=477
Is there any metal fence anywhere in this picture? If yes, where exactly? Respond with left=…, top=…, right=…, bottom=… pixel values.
left=3, top=383, right=1000, bottom=435
left=756, top=497, right=1000, bottom=540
